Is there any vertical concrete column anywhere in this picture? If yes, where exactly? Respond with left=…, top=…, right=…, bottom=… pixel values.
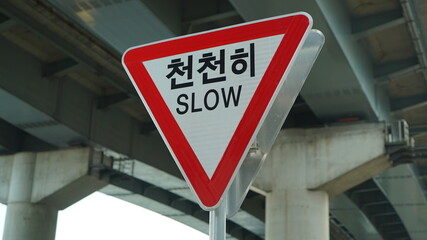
left=0, top=148, right=108, bottom=239
left=3, top=152, right=58, bottom=240
left=266, top=189, right=328, bottom=240
left=263, top=133, right=329, bottom=240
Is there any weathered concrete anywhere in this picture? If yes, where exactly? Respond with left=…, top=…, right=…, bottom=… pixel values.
left=3, top=203, right=58, bottom=240
left=0, top=148, right=108, bottom=240
left=2, top=152, right=56, bottom=240
left=253, top=123, right=391, bottom=240
left=254, top=123, right=391, bottom=195
left=266, top=189, right=329, bottom=240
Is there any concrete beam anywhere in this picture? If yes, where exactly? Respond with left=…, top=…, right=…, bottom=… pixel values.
left=410, top=124, right=427, bottom=137
left=185, top=11, right=240, bottom=33
left=315, top=155, right=390, bottom=197
left=391, top=93, right=427, bottom=113
left=351, top=10, right=405, bottom=39
left=345, top=179, right=412, bottom=239
left=0, top=12, right=15, bottom=32
left=33, top=148, right=108, bottom=209
left=96, top=93, right=131, bottom=110
left=0, top=117, right=54, bottom=153
left=254, top=123, right=391, bottom=197
left=140, top=0, right=183, bottom=35
left=0, top=0, right=134, bottom=94
left=400, top=0, right=427, bottom=84
left=42, top=58, right=79, bottom=78
left=0, top=34, right=392, bottom=238
left=330, top=194, right=383, bottom=240
left=0, top=118, right=27, bottom=153
left=375, top=64, right=421, bottom=84
left=230, top=0, right=390, bottom=122
left=0, top=34, right=181, bottom=180
left=374, top=57, right=419, bottom=79
left=0, top=148, right=108, bottom=209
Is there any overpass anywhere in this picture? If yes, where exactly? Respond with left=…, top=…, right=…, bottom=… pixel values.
left=0, top=0, right=427, bottom=239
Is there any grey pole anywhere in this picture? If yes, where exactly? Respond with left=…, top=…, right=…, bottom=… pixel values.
left=209, top=200, right=227, bottom=240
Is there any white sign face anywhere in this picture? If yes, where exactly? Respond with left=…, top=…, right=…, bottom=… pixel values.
left=143, top=35, right=283, bottom=178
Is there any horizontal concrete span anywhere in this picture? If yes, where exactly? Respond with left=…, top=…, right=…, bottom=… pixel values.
left=0, top=27, right=397, bottom=239
left=0, top=33, right=265, bottom=239
left=254, top=123, right=391, bottom=194
left=0, top=126, right=392, bottom=240
left=230, top=0, right=391, bottom=122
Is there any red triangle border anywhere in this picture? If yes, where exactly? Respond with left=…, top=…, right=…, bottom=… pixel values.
left=123, top=13, right=311, bottom=209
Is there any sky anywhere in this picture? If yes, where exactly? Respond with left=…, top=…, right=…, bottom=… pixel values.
left=0, top=192, right=208, bottom=240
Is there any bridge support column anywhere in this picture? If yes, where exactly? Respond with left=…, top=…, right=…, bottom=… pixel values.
left=263, top=131, right=329, bottom=240
left=3, top=152, right=57, bottom=240
left=3, top=203, right=58, bottom=240
left=0, top=148, right=108, bottom=240
left=254, top=123, right=392, bottom=240
left=266, top=189, right=328, bottom=240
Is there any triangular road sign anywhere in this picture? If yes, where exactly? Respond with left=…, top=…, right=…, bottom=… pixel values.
left=122, top=12, right=313, bottom=210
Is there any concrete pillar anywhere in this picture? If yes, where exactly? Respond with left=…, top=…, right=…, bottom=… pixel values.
left=2, top=152, right=57, bottom=240
left=3, top=203, right=58, bottom=240
left=266, top=189, right=328, bottom=240
left=253, top=124, right=391, bottom=240
left=0, top=148, right=108, bottom=240
left=263, top=131, right=329, bottom=240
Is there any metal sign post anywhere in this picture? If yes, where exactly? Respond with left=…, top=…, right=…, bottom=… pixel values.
left=209, top=201, right=227, bottom=240
left=122, top=12, right=324, bottom=239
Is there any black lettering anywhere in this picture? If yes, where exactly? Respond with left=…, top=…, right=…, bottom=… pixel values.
left=176, top=94, right=189, bottom=115
left=191, top=92, right=202, bottom=113
left=204, top=89, right=219, bottom=111
left=222, top=85, right=242, bottom=108
left=249, top=43, right=255, bottom=77
left=171, top=78, right=193, bottom=90
left=231, top=60, right=247, bottom=75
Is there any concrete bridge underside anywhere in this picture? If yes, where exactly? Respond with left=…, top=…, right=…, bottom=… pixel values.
left=0, top=0, right=427, bottom=239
